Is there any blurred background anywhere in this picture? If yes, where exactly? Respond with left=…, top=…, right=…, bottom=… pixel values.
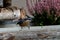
left=12, top=0, right=26, bottom=8
left=12, top=0, right=31, bottom=17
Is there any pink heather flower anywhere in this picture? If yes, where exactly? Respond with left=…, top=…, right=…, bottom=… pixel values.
left=26, top=0, right=60, bottom=16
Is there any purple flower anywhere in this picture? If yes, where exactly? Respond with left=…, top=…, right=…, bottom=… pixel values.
left=26, top=0, right=60, bottom=16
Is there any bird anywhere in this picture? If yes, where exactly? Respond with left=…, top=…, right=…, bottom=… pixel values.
left=17, top=8, right=31, bottom=29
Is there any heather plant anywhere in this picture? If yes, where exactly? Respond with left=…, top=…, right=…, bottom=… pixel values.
left=26, top=0, right=60, bottom=26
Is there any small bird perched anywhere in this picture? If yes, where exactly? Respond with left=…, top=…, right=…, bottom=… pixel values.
left=17, top=8, right=30, bottom=29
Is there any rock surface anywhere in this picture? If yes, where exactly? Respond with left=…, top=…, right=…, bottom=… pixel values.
left=15, top=30, right=60, bottom=40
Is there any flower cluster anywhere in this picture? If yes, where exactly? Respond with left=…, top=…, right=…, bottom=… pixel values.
left=26, top=0, right=60, bottom=16
left=26, top=0, right=60, bottom=26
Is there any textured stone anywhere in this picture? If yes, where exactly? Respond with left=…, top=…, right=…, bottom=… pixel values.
left=15, top=31, right=60, bottom=40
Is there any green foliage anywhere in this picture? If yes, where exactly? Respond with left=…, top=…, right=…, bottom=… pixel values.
left=31, top=8, right=60, bottom=26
